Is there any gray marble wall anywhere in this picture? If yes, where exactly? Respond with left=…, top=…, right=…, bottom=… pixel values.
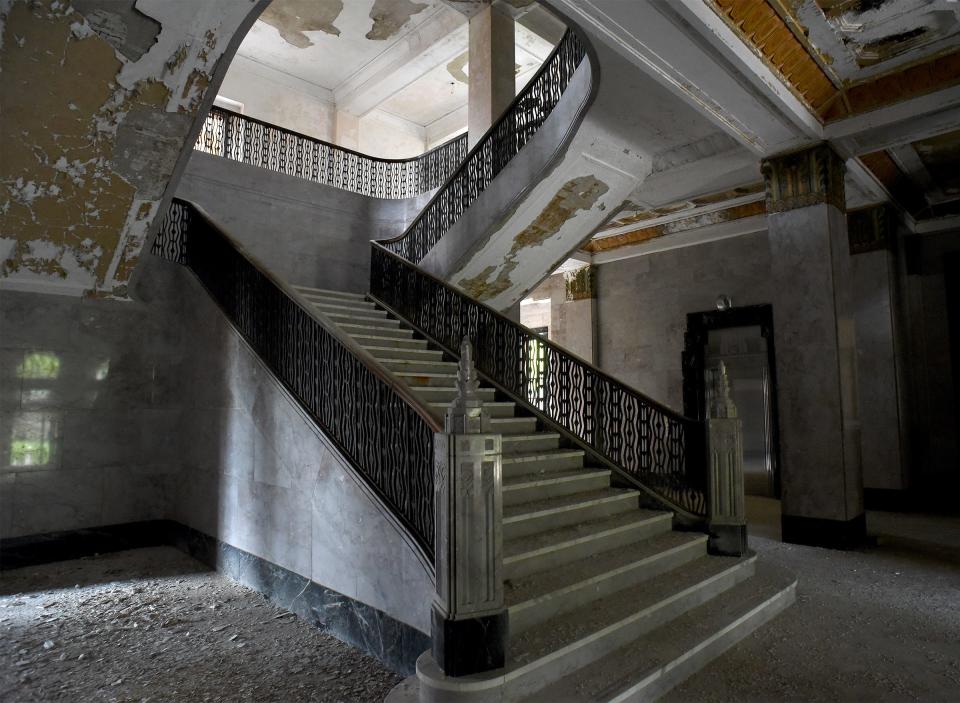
left=176, top=152, right=432, bottom=293
left=595, top=232, right=774, bottom=412
left=0, top=257, right=187, bottom=539
left=1, top=256, right=433, bottom=634
left=851, top=248, right=906, bottom=491
left=524, top=273, right=596, bottom=363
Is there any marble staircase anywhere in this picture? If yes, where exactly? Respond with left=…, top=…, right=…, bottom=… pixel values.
left=295, top=286, right=796, bottom=703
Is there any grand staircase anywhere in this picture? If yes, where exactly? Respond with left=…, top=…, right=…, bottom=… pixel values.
left=295, top=286, right=797, bottom=703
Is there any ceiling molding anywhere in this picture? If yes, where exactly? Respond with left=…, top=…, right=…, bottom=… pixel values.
left=226, top=54, right=335, bottom=104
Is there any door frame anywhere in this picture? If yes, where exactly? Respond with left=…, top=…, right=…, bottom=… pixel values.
left=682, top=304, right=782, bottom=498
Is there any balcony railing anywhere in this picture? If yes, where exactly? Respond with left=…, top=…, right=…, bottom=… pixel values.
left=153, top=199, right=441, bottom=565
left=379, top=28, right=587, bottom=264
left=370, top=243, right=707, bottom=518
left=194, top=106, right=468, bottom=200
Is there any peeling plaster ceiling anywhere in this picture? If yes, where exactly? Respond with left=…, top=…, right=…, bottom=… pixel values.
left=706, top=0, right=960, bottom=120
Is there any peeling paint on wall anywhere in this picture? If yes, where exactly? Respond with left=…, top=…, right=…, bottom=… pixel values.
left=0, top=0, right=257, bottom=298
left=458, top=175, right=608, bottom=300
left=367, top=0, right=427, bottom=41
left=259, top=0, right=344, bottom=46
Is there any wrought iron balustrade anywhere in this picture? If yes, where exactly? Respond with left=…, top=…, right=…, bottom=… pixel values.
left=379, top=28, right=587, bottom=264
left=153, top=199, right=440, bottom=563
left=194, top=106, right=467, bottom=199
left=370, top=243, right=707, bottom=518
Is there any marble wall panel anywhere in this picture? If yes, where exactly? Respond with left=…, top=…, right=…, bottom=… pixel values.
left=8, top=467, right=105, bottom=537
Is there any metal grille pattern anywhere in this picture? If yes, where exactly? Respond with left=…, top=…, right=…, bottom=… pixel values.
left=379, top=29, right=587, bottom=263
left=194, top=106, right=467, bottom=199
left=154, top=199, right=438, bottom=559
left=371, top=244, right=707, bottom=517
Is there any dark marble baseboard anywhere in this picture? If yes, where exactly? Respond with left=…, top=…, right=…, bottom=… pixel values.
left=781, top=512, right=867, bottom=550
left=1, top=520, right=429, bottom=675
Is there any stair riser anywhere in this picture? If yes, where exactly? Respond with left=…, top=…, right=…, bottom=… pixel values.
left=339, top=325, right=412, bottom=340
left=502, top=453, right=584, bottom=479
left=504, top=559, right=758, bottom=702
left=504, top=494, right=639, bottom=541
left=352, top=336, right=427, bottom=350
left=413, top=388, right=497, bottom=403
left=328, top=314, right=403, bottom=328
left=504, top=473, right=610, bottom=508
left=294, top=287, right=365, bottom=301
left=502, top=436, right=560, bottom=455
left=504, top=515, right=672, bottom=580
left=508, top=536, right=707, bottom=634
left=430, top=403, right=516, bottom=418
left=487, top=418, right=538, bottom=435
left=366, top=347, right=445, bottom=362
left=384, top=360, right=458, bottom=374
left=397, top=374, right=459, bottom=388
left=315, top=305, right=389, bottom=321
left=302, top=295, right=376, bottom=310
left=614, top=580, right=796, bottom=703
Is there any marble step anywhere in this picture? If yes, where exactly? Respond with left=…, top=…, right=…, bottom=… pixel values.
left=521, top=561, right=796, bottom=703
left=502, top=433, right=560, bottom=456
left=306, top=296, right=382, bottom=313
left=411, top=386, right=498, bottom=403
left=503, top=468, right=611, bottom=508
left=312, top=302, right=390, bottom=321
left=363, top=346, right=445, bottom=362
left=503, top=510, right=670, bottom=580
left=292, top=286, right=366, bottom=301
left=503, top=488, right=640, bottom=540
left=325, top=311, right=403, bottom=328
left=350, top=334, right=428, bottom=350
left=502, top=450, right=585, bottom=479
left=415, top=555, right=758, bottom=703
left=429, top=401, right=516, bottom=418
left=384, top=359, right=459, bottom=374
left=505, top=530, right=707, bottom=634
left=487, top=416, right=538, bottom=435
left=337, top=322, right=413, bottom=339
left=394, top=371, right=459, bottom=388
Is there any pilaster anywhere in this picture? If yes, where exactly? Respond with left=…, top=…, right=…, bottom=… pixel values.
left=467, top=4, right=515, bottom=147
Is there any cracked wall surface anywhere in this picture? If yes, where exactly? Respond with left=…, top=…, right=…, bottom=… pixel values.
left=0, top=0, right=260, bottom=298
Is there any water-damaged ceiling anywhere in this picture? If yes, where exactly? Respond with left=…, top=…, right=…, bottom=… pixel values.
left=705, top=0, right=960, bottom=120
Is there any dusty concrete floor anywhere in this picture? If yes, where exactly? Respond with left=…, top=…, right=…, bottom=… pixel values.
left=664, top=499, right=960, bottom=703
left=0, top=547, right=402, bottom=702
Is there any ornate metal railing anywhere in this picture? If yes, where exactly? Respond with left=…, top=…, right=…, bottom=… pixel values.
left=153, top=199, right=441, bottom=562
left=194, top=105, right=468, bottom=199
left=370, top=243, right=707, bottom=518
left=379, top=28, right=587, bottom=263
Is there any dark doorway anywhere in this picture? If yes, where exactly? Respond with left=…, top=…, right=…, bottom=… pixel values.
left=683, top=305, right=782, bottom=498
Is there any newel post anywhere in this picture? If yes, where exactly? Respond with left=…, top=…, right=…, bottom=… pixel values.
left=431, top=337, right=508, bottom=677
left=705, top=362, right=748, bottom=556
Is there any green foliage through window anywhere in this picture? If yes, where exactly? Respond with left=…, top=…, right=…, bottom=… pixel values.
left=16, top=352, right=60, bottom=380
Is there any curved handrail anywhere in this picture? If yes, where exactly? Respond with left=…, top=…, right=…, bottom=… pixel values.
left=153, top=198, right=442, bottom=570
left=195, top=105, right=468, bottom=199
left=370, top=242, right=707, bottom=519
left=378, top=28, right=587, bottom=263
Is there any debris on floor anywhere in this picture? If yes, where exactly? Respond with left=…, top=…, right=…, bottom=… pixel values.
left=0, top=547, right=402, bottom=702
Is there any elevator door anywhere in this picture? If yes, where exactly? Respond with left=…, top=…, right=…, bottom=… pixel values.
left=705, top=325, right=776, bottom=497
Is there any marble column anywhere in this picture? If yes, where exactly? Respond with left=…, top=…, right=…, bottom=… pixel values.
left=848, top=204, right=909, bottom=506
left=558, top=265, right=597, bottom=363
left=467, top=4, right=515, bottom=147
left=761, top=144, right=865, bottom=548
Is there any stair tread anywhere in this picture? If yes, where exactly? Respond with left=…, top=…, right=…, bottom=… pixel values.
left=502, top=449, right=584, bottom=464
left=292, top=286, right=365, bottom=299
left=505, top=530, right=706, bottom=607
left=504, top=510, right=668, bottom=561
left=521, top=561, right=795, bottom=702
left=508, top=553, right=752, bottom=667
left=503, top=468, right=609, bottom=491
left=502, top=432, right=561, bottom=442
left=504, top=487, right=638, bottom=521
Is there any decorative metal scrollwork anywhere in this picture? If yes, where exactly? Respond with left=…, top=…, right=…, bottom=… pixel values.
left=370, top=243, right=707, bottom=518
left=379, top=29, right=587, bottom=264
left=154, top=199, right=438, bottom=559
left=194, top=106, right=467, bottom=200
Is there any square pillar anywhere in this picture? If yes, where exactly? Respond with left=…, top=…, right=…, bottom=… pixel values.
left=468, top=5, right=515, bottom=147
left=762, top=144, right=865, bottom=549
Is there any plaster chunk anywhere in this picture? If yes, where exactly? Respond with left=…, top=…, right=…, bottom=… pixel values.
left=72, top=0, right=161, bottom=61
